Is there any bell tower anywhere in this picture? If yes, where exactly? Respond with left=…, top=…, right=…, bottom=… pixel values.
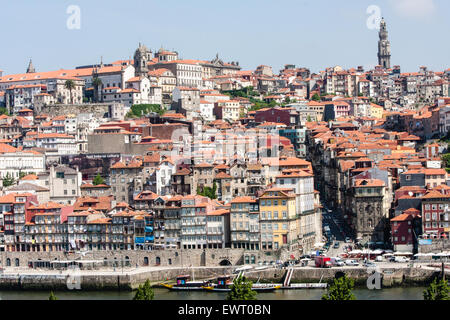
left=377, top=18, right=391, bottom=69
left=133, top=43, right=153, bottom=77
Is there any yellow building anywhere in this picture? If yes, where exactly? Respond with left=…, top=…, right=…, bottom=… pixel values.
left=370, top=103, right=384, bottom=119
left=258, top=188, right=298, bottom=251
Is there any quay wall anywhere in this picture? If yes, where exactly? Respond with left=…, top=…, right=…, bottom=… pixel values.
left=0, top=265, right=446, bottom=291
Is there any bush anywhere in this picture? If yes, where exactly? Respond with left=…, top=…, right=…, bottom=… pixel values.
left=128, top=104, right=164, bottom=118
left=321, top=275, right=356, bottom=300
left=133, top=279, right=154, bottom=300
left=424, top=277, right=449, bottom=300
left=226, top=275, right=257, bottom=300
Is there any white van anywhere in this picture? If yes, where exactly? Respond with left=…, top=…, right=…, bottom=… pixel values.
left=394, top=256, right=409, bottom=263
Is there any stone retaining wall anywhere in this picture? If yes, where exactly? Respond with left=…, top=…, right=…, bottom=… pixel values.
left=0, top=266, right=444, bottom=291
left=0, top=249, right=246, bottom=269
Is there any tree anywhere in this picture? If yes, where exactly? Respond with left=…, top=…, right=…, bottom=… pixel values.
left=321, top=275, right=356, bottom=300
left=92, top=173, right=105, bottom=185
left=197, top=183, right=217, bottom=200
left=0, top=107, right=8, bottom=116
left=64, top=80, right=76, bottom=104
left=133, top=279, right=155, bottom=300
left=128, top=104, right=164, bottom=118
left=311, top=93, right=320, bottom=101
left=92, top=76, right=103, bottom=103
left=226, top=275, right=257, bottom=300
left=424, top=277, right=449, bottom=300
left=49, top=291, right=57, bottom=300
left=2, top=173, right=15, bottom=188
left=307, top=115, right=312, bottom=122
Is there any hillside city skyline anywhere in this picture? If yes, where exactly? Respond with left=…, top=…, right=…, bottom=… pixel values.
left=0, top=0, right=449, bottom=75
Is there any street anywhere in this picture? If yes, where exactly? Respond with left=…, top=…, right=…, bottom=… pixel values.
left=321, top=203, right=353, bottom=257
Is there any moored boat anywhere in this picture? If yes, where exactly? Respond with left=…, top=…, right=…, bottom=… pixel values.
left=162, top=275, right=210, bottom=291
left=202, top=276, right=282, bottom=292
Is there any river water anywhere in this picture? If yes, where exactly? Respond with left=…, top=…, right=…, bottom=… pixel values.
left=0, top=287, right=426, bottom=300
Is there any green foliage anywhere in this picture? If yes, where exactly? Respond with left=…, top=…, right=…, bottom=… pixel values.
left=64, top=80, right=76, bottom=104
left=0, top=107, right=8, bottom=116
left=307, top=115, right=312, bottom=122
left=19, top=171, right=27, bottom=179
left=127, top=104, right=164, bottom=118
left=223, top=87, right=259, bottom=99
left=2, top=173, right=15, bottom=188
left=197, top=182, right=217, bottom=199
left=92, top=173, right=105, bottom=185
left=322, top=275, right=356, bottom=300
left=226, top=275, right=257, bottom=300
left=442, top=153, right=450, bottom=173
left=133, top=279, right=155, bottom=300
left=49, top=291, right=57, bottom=300
left=311, top=93, right=320, bottom=101
left=424, top=277, right=449, bottom=300
left=92, top=76, right=102, bottom=87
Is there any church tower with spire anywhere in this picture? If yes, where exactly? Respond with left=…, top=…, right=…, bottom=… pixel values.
left=133, top=43, right=153, bottom=77
left=26, top=59, right=36, bottom=73
left=378, top=18, right=391, bottom=69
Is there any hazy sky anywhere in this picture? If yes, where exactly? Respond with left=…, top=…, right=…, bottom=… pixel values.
left=0, top=0, right=448, bottom=75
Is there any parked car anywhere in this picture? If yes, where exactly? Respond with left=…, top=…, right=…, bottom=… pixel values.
left=345, top=259, right=359, bottom=266
left=333, top=242, right=340, bottom=249
left=345, top=237, right=351, bottom=243
left=331, top=257, right=345, bottom=266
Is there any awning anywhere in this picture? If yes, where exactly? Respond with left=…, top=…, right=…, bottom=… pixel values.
left=394, top=251, right=413, bottom=255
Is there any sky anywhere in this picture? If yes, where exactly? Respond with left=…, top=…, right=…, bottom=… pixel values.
left=0, top=0, right=448, bottom=75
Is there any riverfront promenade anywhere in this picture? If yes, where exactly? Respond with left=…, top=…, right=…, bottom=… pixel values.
left=0, top=260, right=447, bottom=290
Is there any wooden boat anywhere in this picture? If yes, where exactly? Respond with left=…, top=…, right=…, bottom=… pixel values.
left=202, top=276, right=281, bottom=292
left=161, top=275, right=210, bottom=291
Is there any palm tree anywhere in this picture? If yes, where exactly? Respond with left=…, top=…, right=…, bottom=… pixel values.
left=92, top=76, right=102, bottom=102
left=64, top=80, right=76, bottom=104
